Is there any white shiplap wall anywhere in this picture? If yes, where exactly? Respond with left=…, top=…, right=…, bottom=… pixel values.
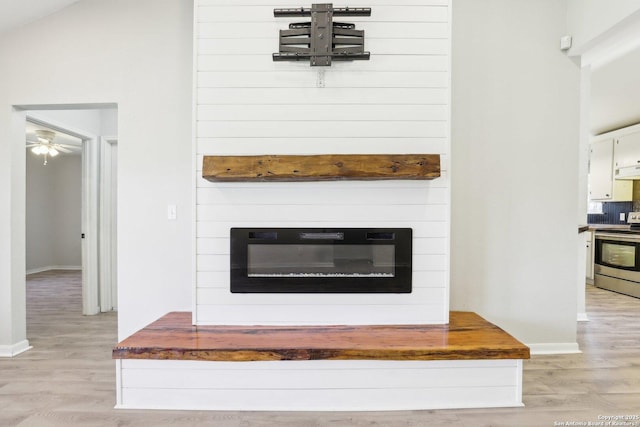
left=116, top=359, right=524, bottom=411
left=195, top=0, right=450, bottom=325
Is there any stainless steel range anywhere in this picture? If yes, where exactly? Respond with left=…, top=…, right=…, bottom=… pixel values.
left=594, top=212, right=640, bottom=298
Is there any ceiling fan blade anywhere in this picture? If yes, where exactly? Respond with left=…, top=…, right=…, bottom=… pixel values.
left=54, top=146, right=74, bottom=154
left=26, top=143, right=40, bottom=147
left=57, top=143, right=81, bottom=150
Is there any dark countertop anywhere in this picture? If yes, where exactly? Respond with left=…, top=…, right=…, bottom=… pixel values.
left=580, top=224, right=630, bottom=233
left=588, top=224, right=630, bottom=231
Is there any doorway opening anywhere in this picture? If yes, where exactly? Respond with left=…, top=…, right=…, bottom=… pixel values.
left=22, top=106, right=118, bottom=315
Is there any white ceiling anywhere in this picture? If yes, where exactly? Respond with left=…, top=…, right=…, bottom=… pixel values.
left=0, top=0, right=80, bottom=34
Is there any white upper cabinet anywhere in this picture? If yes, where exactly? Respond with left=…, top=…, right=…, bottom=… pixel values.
left=589, top=138, right=615, bottom=200
left=588, top=124, right=640, bottom=201
left=589, top=137, right=633, bottom=201
left=614, top=130, right=640, bottom=176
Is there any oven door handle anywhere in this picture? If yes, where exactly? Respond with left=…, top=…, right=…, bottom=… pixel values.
left=594, top=233, right=640, bottom=243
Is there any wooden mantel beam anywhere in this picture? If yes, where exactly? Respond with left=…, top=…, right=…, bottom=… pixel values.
left=202, top=154, right=441, bottom=182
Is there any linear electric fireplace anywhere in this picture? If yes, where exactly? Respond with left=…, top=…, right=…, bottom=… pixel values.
left=230, top=228, right=412, bottom=293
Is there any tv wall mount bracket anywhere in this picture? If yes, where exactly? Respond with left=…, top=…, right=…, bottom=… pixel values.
left=273, top=3, right=371, bottom=66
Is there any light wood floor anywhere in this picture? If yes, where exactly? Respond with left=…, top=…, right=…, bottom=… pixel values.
left=1, top=270, right=639, bottom=426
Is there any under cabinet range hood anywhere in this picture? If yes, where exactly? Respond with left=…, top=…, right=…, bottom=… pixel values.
left=615, top=165, right=640, bottom=180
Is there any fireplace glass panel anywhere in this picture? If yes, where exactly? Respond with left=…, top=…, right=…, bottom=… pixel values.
left=248, top=244, right=395, bottom=277
left=230, top=228, right=412, bottom=293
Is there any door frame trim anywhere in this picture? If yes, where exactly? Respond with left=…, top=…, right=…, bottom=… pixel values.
left=100, top=136, right=118, bottom=311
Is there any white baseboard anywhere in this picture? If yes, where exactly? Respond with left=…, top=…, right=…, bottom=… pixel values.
left=527, top=342, right=581, bottom=355
left=26, top=265, right=81, bottom=275
left=0, top=340, right=32, bottom=357
left=577, top=312, right=589, bottom=322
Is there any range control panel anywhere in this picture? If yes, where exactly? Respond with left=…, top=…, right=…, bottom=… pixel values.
left=628, top=212, right=640, bottom=224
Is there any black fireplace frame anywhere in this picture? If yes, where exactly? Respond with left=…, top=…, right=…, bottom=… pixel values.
left=230, top=227, right=412, bottom=293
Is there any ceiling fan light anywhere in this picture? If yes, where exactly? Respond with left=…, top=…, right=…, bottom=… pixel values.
left=48, top=147, right=59, bottom=157
left=32, top=145, right=48, bottom=155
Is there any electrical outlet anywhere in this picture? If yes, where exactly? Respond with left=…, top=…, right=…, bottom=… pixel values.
left=620, top=212, right=626, bottom=221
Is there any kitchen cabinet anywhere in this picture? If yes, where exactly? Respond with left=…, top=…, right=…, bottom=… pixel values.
left=614, top=130, right=640, bottom=169
left=589, top=137, right=633, bottom=201
left=589, top=138, right=613, bottom=200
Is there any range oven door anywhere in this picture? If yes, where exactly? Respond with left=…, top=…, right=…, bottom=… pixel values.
left=594, top=233, right=640, bottom=280
left=594, top=232, right=640, bottom=298
left=595, top=236, right=640, bottom=269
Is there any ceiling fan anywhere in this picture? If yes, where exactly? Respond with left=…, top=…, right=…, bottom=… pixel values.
left=26, top=129, right=81, bottom=165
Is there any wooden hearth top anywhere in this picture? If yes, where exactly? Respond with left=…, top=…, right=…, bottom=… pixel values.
left=113, top=312, right=530, bottom=362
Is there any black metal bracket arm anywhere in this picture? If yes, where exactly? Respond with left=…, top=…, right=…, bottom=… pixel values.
left=273, top=3, right=371, bottom=66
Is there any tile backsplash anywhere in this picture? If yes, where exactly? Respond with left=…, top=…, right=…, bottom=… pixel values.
left=588, top=201, right=634, bottom=224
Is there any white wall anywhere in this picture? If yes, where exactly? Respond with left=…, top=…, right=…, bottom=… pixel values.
left=26, top=152, right=82, bottom=272
left=566, top=0, right=640, bottom=54
left=589, top=46, right=640, bottom=135
left=0, top=0, right=193, bottom=348
left=26, top=152, right=55, bottom=271
left=100, top=109, right=118, bottom=135
left=195, top=0, right=451, bottom=325
left=450, top=0, right=581, bottom=351
left=53, top=155, right=82, bottom=268
left=0, top=111, right=30, bottom=356
left=0, top=112, right=21, bottom=355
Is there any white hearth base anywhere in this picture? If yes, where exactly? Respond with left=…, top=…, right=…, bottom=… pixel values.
left=115, top=359, right=524, bottom=411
